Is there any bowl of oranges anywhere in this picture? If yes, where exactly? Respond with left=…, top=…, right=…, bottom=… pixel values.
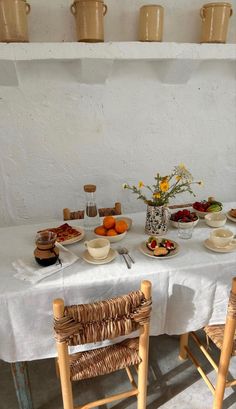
left=94, top=216, right=129, bottom=243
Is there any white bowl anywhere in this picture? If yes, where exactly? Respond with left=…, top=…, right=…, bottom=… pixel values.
left=193, top=209, right=210, bottom=219
left=205, top=212, right=226, bottom=228
left=94, top=230, right=127, bottom=243
left=170, top=217, right=199, bottom=229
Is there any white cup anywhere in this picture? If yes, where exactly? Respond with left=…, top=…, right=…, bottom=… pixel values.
left=85, top=238, right=110, bottom=259
left=210, top=228, right=235, bottom=248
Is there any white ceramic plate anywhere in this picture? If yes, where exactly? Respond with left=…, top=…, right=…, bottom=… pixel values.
left=94, top=230, right=127, bottom=243
left=226, top=211, right=236, bottom=223
left=204, top=239, right=236, bottom=253
left=170, top=218, right=199, bottom=229
left=82, top=248, right=118, bottom=264
left=59, top=227, right=85, bottom=245
left=139, top=240, right=180, bottom=259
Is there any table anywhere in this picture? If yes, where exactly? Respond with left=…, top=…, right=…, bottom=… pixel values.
left=1, top=205, right=236, bottom=409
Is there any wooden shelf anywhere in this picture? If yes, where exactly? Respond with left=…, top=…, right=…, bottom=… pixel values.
left=0, top=42, right=235, bottom=85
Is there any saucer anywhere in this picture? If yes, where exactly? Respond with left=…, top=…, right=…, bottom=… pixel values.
left=82, top=248, right=118, bottom=264
left=204, top=239, right=236, bottom=253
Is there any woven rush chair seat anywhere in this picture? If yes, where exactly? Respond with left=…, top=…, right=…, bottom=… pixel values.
left=204, top=325, right=236, bottom=356
left=69, top=338, right=140, bottom=381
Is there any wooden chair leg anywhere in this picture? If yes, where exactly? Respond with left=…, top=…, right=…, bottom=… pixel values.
left=54, top=299, right=74, bottom=409
left=179, top=333, right=189, bottom=360
left=213, top=333, right=234, bottom=409
left=214, top=279, right=236, bottom=409
left=137, top=281, right=151, bottom=409
left=10, top=362, right=34, bottom=409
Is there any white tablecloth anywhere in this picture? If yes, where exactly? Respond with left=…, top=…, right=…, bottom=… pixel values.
left=0, top=204, right=236, bottom=362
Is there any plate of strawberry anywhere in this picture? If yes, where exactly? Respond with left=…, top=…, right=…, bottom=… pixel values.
left=170, top=209, right=199, bottom=229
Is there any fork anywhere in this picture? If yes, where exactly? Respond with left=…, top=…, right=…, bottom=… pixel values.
left=120, top=247, right=135, bottom=264
left=117, top=248, right=131, bottom=269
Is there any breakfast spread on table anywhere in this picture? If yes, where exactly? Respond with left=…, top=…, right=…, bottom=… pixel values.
left=29, top=195, right=235, bottom=270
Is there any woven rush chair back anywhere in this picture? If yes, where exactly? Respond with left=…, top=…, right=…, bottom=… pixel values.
left=53, top=280, right=152, bottom=409
left=54, top=287, right=151, bottom=346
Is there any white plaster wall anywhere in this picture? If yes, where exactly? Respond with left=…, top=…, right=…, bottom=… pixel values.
left=0, top=0, right=236, bottom=226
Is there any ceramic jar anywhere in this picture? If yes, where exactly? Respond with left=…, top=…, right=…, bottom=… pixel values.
left=70, top=0, right=107, bottom=42
left=139, top=5, right=164, bottom=42
left=200, top=2, right=233, bottom=43
left=145, top=205, right=170, bottom=235
left=0, top=0, right=30, bottom=43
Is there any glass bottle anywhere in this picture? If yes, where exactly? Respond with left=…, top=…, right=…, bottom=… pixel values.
left=83, top=184, right=100, bottom=230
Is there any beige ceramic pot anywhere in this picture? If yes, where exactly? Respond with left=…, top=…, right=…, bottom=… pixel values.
left=139, top=5, right=164, bottom=42
left=200, top=2, right=233, bottom=43
left=70, top=0, right=107, bottom=42
left=0, top=0, right=30, bottom=42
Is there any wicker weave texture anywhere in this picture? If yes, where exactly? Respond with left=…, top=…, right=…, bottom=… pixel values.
left=69, top=338, right=140, bottom=381
left=54, top=290, right=151, bottom=346
left=204, top=325, right=236, bottom=356
left=228, top=291, right=236, bottom=319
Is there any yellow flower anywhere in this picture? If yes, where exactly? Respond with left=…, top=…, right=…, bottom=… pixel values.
left=138, top=181, right=144, bottom=189
left=153, top=192, right=161, bottom=199
left=178, top=163, right=186, bottom=170
left=175, top=175, right=182, bottom=181
left=160, top=180, right=169, bottom=192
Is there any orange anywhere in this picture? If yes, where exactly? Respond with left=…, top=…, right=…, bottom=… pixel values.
left=115, top=220, right=128, bottom=234
left=94, top=226, right=107, bottom=236
left=103, top=216, right=116, bottom=230
left=107, top=228, right=118, bottom=236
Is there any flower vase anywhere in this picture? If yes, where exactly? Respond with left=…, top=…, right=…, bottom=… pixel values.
left=145, top=205, right=170, bottom=235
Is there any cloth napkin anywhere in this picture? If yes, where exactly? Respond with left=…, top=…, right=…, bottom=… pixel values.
left=13, top=243, right=79, bottom=284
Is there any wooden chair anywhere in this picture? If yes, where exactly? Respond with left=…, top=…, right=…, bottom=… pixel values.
left=179, top=277, right=236, bottom=409
left=53, top=280, right=152, bottom=409
left=63, top=202, right=122, bottom=221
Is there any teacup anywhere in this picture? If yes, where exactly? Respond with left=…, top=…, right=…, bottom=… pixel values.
left=85, top=238, right=110, bottom=259
left=210, top=228, right=235, bottom=248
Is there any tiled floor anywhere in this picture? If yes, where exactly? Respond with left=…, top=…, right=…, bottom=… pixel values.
left=1, top=334, right=236, bottom=409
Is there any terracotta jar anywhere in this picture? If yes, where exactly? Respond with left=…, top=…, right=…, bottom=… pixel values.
left=70, top=0, right=107, bottom=42
left=34, top=231, right=59, bottom=267
left=0, top=0, right=30, bottom=43
left=200, top=2, right=233, bottom=43
left=139, top=5, right=164, bottom=42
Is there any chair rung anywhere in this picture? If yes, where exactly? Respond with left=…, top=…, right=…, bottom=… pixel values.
left=190, top=331, right=219, bottom=372
left=226, top=379, right=236, bottom=388
left=185, top=346, right=215, bottom=395
left=75, top=388, right=138, bottom=409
